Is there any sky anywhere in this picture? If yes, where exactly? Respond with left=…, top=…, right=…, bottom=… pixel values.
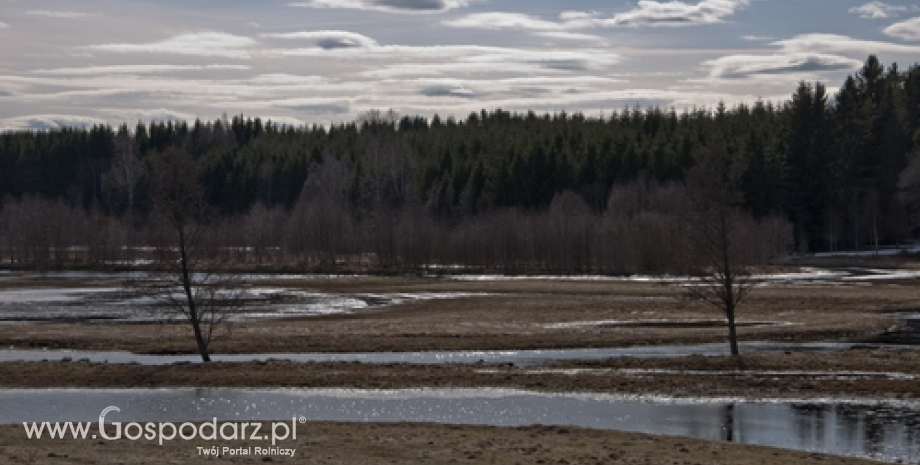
left=1, top=0, right=920, bottom=131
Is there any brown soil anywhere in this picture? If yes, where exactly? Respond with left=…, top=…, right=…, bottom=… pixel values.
left=2, top=275, right=919, bottom=464
left=2, top=348, right=919, bottom=400
left=0, top=422, right=885, bottom=465
left=0, top=277, right=909, bottom=354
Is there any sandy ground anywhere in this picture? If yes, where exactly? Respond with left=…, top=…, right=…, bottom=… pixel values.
left=2, top=275, right=919, bottom=464
left=0, top=422, right=885, bottom=465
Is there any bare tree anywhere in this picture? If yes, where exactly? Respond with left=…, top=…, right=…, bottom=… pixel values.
left=139, top=147, right=237, bottom=362
left=0, top=196, right=78, bottom=269
left=294, top=157, right=353, bottom=270
left=680, top=145, right=760, bottom=357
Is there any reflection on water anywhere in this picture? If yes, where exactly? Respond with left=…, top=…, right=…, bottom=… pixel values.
left=789, top=404, right=920, bottom=461
left=0, top=388, right=917, bottom=463
left=723, top=404, right=734, bottom=442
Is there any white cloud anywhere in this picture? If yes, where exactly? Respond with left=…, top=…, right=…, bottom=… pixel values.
left=848, top=2, right=912, bottom=19
left=704, top=53, right=863, bottom=79
left=249, top=74, right=328, bottom=85
left=773, top=33, right=920, bottom=55
left=266, top=42, right=617, bottom=66
left=360, top=61, right=548, bottom=78
left=0, top=22, right=8, bottom=29
left=446, top=1, right=748, bottom=33
left=267, top=41, right=619, bottom=80
left=535, top=31, right=606, bottom=42
left=97, top=108, right=198, bottom=125
left=884, top=17, right=920, bottom=41
left=25, top=10, right=95, bottom=19
left=560, top=11, right=598, bottom=22
left=459, top=49, right=618, bottom=72
left=261, top=30, right=379, bottom=49
left=601, top=0, right=749, bottom=27
left=33, top=64, right=250, bottom=76
left=741, top=35, right=773, bottom=41
left=443, top=12, right=570, bottom=31
left=92, top=32, right=256, bottom=59
left=0, top=114, right=109, bottom=132
left=289, top=0, right=474, bottom=13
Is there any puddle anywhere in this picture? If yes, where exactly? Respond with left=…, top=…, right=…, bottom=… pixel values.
left=0, top=286, right=486, bottom=324
left=0, top=342, right=910, bottom=366
left=488, top=368, right=919, bottom=381
left=445, top=267, right=920, bottom=285
left=544, top=319, right=790, bottom=330
left=0, top=388, right=917, bottom=463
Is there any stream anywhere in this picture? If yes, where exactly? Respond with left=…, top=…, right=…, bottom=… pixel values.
left=0, top=341, right=910, bottom=365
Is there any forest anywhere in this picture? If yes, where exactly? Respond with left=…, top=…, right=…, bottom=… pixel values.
left=0, top=55, right=918, bottom=274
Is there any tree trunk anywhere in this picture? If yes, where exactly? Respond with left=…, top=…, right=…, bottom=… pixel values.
left=720, top=213, right=740, bottom=357
left=726, top=301, right=739, bottom=356
left=189, top=316, right=211, bottom=362
left=178, top=227, right=211, bottom=362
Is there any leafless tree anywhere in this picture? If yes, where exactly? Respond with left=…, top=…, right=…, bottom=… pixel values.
left=680, top=145, right=764, bottom=357
left=241, top=203, right=287, bottom=266
left=137, top=147, right=239, bottom=362
left=293, top=157, right=354, bottom=270
left=546, top=191, right=594, bottom=273
left=0, top=196, right=78, bottom=269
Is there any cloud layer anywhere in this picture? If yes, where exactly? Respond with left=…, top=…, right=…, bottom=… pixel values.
left=1, top=0, right=919, bottom=130
left=289, top=0, right=473, bottom=13
left=848, top=2, right=914, bottom=19
left=884, top=17, right=920, bottom=41
left=92, top=32, right=256, bottom=59
left=445, top=0, right=750, bottom=34
left=604, top=0, right=749, bottom=27
left=261, top=30, right=379, bottom=49
left=705, top=54, right=862, bottom=79
left=25, top=10, right=96, bottom=19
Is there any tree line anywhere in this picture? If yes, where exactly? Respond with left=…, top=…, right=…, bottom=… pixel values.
left=1, top=55, right=918, bottom=273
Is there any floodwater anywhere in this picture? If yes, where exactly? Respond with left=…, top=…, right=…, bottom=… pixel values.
left=1, top=388, right=918, bottom=463
left=0, top=285, right=486, bottom=324
left=447, top=267, right=920, bottom=284
left=0, top=342, right=910, bottom=365
left=1, top=265, right=916, bottom=324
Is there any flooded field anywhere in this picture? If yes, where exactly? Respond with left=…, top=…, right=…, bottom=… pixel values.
left=0, top=283, right=486, bottom=323
left=2, top=269, right=919, bottom=463
left=0, top=341, right=911, bottom=365
left=2, top=387, right=918, bottom=462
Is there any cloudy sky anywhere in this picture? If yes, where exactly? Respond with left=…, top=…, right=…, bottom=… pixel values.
left=1, top=0, right=920, bottom=130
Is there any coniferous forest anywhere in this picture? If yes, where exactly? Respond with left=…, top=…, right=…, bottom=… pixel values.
left=1, top=56, right=920, bottom=274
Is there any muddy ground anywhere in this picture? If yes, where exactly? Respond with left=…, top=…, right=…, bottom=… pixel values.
left=0, top=276, right=909, bottom=353
left=2, top=274, right=919, bottom=464
left=1, top=348, right=919, bottom=400
left=0, top=422, right=885, bottom=465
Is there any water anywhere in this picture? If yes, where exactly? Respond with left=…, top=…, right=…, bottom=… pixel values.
left=1, top=388, right=917, bottom=463
left=0, top=341, right=902, bottom=365
left=0, top=286, right=486, bottom=324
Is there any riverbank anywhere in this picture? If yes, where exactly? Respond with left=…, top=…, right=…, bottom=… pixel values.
left=0, top=348, right=917, bottom=400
